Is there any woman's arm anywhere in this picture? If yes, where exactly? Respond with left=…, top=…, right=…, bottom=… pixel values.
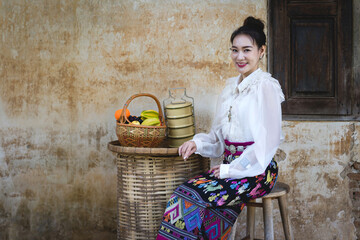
left=178, top=84, right=231, bottom=160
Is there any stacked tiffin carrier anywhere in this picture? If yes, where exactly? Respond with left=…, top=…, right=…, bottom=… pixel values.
left=163, top=88, right=195, bottom=148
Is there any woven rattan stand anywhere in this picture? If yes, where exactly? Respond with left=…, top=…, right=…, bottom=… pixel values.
left=108, top=140, right=210, bottom=240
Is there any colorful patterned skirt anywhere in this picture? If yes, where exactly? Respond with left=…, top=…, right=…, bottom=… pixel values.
left=156, top=140, right=278, bottom=240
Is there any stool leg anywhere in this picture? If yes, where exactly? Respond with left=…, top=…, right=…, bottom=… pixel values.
left=262, top=198, right=274, bottom=240
left=278, top=195, right=293, bottom=240
left=246, top=200, right=256, bottom=240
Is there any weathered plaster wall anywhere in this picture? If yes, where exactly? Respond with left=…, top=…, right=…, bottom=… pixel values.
left=0, top=0, right=358, bottom=240
left=0, top=0, right=266, bottom=239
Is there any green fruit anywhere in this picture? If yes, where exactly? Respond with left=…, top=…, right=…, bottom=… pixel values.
left=140, top=110, right=159, bottom=120
left=141, top=118, right=160, bottom=126
left=131, top=121, right=141, bottom=125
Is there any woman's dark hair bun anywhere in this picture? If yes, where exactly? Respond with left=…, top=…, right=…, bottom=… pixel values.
left=230, top=16, right=266, bottom=47
left=243, top=16, right=264, bottom=32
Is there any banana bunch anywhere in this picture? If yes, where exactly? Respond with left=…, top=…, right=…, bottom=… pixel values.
left=140, top=110, right=161, bottom=126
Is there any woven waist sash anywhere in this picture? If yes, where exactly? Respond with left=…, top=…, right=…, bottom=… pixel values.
left=224, top=139, right=254, bottom=156
left=223, top=139, right=254, bottom=164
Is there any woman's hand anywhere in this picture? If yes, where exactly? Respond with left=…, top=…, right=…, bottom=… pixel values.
left=209, top=165, right=221, bottom=178
left=178, top=141, right=197, bottom=160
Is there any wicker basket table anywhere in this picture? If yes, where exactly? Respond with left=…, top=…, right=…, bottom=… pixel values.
left=108, top=140, right=210, bottom=240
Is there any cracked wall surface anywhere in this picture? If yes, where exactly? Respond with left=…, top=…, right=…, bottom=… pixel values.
left=0, top=0, right=359, bottom=239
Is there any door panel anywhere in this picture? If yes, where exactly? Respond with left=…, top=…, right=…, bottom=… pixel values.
left=270, top=0, right=352, bottom=115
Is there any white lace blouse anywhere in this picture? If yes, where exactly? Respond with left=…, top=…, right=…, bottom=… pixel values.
left=192, top=68, right=285, bottom=179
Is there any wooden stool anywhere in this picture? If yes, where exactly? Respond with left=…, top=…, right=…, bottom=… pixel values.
left=241, top=182, right=293, bottom=240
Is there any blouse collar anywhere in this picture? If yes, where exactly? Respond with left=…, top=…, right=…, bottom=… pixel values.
left=233, top=68, right=262, bottom=95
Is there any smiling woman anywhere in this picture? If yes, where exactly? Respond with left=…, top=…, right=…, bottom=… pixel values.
left=229, top=17, right=266, bottom=78
left=156, top=16, right=285, bottom=240
left=230, top=34, right=265, bottom=78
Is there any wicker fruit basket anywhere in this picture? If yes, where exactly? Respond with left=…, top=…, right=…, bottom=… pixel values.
left=116, top=93, right=167, bottom=147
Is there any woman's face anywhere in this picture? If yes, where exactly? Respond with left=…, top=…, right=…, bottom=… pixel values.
left=230, top=34, right=265, bottom=78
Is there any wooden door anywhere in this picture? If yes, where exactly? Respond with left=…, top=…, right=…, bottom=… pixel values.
left=269, top=0, right=352, bottom=116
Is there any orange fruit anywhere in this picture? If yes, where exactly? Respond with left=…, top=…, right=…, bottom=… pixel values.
left=115, top=108, right=130, bottom=121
